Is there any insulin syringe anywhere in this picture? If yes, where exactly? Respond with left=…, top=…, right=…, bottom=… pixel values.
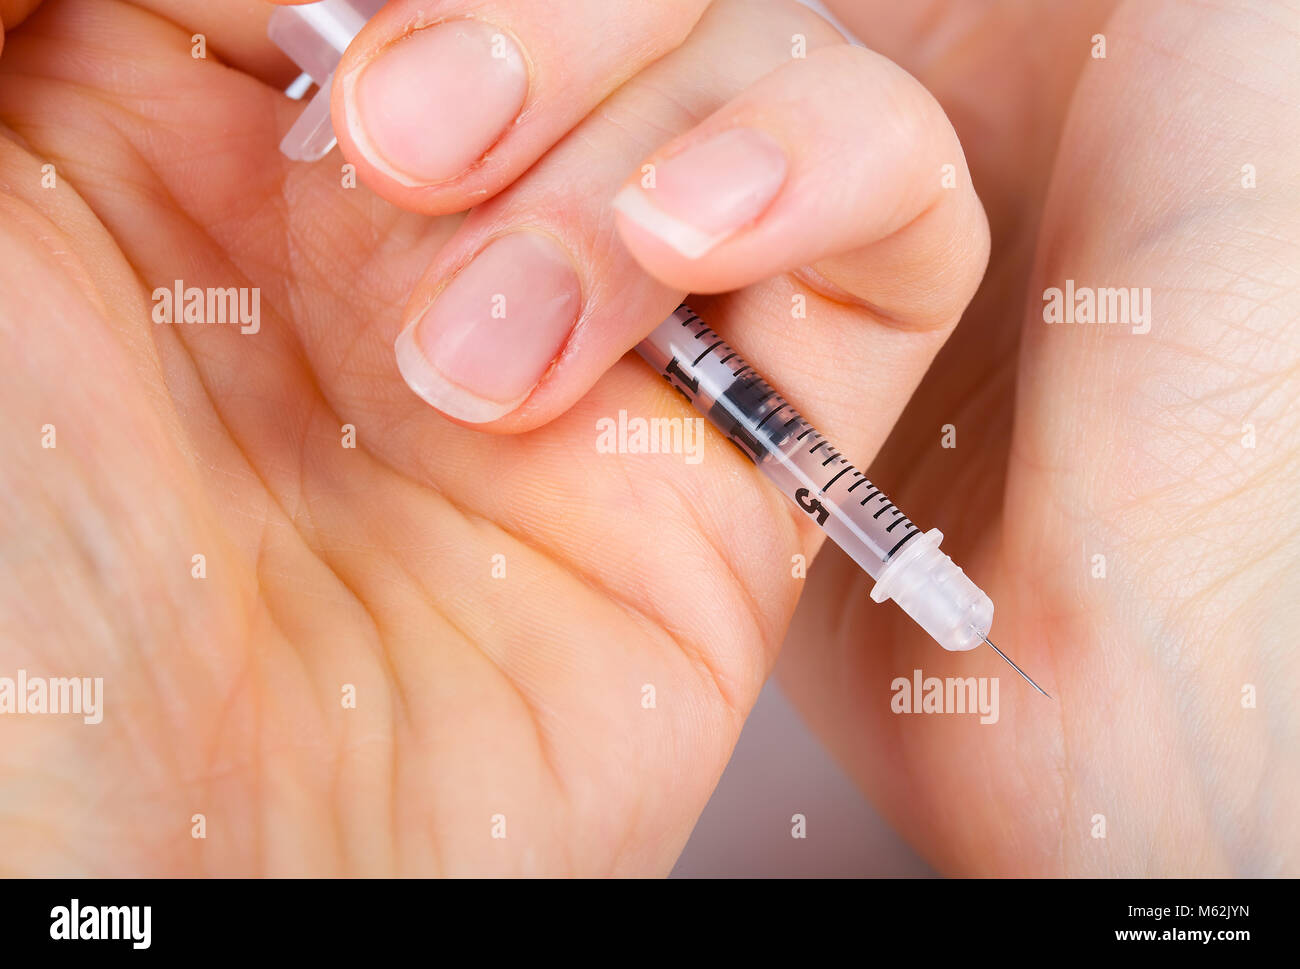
left=639, top=305, right=1050, bottom=697
left=266, top=2, right=1049, bottom=695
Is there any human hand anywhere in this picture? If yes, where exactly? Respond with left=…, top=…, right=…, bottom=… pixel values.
left=779, top=0, right=1300, bottom=875
left=0, top=0, right=990, bottom=874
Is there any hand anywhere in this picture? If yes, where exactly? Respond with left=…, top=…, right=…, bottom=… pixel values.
left=779, top=0, right=1300, bottom=874
left=0, top=0, right=989, bottom=874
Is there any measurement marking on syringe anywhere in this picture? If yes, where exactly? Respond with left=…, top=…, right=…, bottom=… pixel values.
left=847, top=479, right=868, bottom=493
left=821, top=466, right=852, bottom=493
left=693, top=341, right=723, bottom=365
left=755, top=404, right=786, bottom=429
left=885, top=529, right=921, bottom=559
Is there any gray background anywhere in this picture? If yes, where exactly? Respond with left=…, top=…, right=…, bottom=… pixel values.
left=671, top=681, right=932, bottom=876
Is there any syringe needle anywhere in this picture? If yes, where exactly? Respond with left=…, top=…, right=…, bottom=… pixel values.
left=982, top=637, right=1053, bottom=699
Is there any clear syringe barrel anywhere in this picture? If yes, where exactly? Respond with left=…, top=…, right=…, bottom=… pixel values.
left=636, top=305, right=993, bottom=652
left=261, top=5, right=1007, bottom=664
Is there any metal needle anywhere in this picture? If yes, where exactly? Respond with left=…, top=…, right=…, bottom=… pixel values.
left=983, top=636, right=1052, bottom=699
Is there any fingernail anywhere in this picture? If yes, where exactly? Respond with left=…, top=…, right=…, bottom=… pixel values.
left=346, top=20, right=528, bottom=186
left=395, top=232, right=581, bottom=423
left=613, top=128, right=788, bottom=259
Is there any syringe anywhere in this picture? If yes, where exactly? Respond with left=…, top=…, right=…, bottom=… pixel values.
left=265, top=3, right=1048, bottom=696
left=638, top=305, right=1050, bottom=697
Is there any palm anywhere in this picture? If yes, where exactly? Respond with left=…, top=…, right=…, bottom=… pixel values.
left=3, top=0, right=1296, bottom=879
left=780, top=0, right=1300, bottom=873
left=0, top=1, right=813, bottom=874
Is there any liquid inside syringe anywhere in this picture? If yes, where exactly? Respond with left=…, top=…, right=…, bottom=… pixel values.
left=637, top=305, right=1050, bottom=695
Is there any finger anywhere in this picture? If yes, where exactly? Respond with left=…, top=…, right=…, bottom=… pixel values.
left=391, top=0, right=987, bottom=431
left=612, top=42, right=989, bottom=327
left=133, top=0, right=297, bottom=86
left=328, top=0, right=710, bottom=212
left=0, top=1, right=42, bottom=57
left=390, top=0, right=846, bottom=426
left=14, top=0, right=316, bottom=89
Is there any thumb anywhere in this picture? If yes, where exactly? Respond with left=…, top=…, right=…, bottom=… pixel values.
left=0, top=0, right=45, bottom=57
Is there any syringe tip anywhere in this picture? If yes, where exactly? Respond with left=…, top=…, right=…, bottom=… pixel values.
left=983, top=636, right=1053, bottom=699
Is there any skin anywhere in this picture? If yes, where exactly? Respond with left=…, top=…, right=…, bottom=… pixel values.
left=0, top=0, right=1295, bottom=876
left=784, top=0, right=1300, bottom=874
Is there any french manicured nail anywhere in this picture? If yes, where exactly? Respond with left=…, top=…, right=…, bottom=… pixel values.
left=395, top=232, right=581, bottom=423
left=612, top=128, right=788, bottom=258
left=346, top=20, right=528, bottom=186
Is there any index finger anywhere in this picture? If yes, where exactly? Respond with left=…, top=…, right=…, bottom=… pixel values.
left=328, top=0, right=711, bottom=213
